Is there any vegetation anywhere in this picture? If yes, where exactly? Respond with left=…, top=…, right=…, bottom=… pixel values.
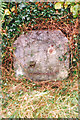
left=1, top=1, right=79, bottom=118
left=2, top=76, right=78, bottom=118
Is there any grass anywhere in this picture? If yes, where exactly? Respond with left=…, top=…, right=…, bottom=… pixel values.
left=1, top=75, right=79, bottom=118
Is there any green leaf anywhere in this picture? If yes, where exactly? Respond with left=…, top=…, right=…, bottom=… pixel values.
left=19, top=3, right=26, bottom=10
left=70, top=4, right=79, bottom=18
left=54, top=3, right=62, bottom=9
left=64, top=56, right=67, bottom=61
left=59, top=57, right=63, bottom=61
left=66, top=0, right=75, bottom=2
left=73, top=4, right=79, bottom=18
left=13, top=47, right=16, bottom=50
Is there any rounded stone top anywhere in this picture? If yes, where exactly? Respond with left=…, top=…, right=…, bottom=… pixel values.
left=13, top=30, right=69, bottom=81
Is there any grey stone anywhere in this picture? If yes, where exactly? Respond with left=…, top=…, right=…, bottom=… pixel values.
left=13, top=30, right=69, bottom=81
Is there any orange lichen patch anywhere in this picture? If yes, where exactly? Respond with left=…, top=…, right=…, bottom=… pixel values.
left=49, top=49, right=54, bottom=54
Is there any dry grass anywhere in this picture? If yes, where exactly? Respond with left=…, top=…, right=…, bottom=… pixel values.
left=1, top=76, right=78, bottom=118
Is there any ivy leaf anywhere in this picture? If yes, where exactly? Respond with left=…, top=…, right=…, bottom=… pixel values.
left=65, top=0, right=75, bottom=5
left=59, top=0, right=65, bottom=1
left=63, top=55, right=67, bottom=61
left=64, top=3, right=68, bottom=9
left=54, top=3, right=62, bottom=9
left=19, top=3, right=26, bottom=10
left=4, top=9, right=11, bottom=15
left=70, top=4, right=79, bottom=18
left=73, top=70, right=76, bottom=75
left=66, top=0, right=75, bottom=2
left=11, top=7, right=15, bottom=12
left=59, top=57, right=63, bottom=61
left=70, top=6, right=74, bottom=12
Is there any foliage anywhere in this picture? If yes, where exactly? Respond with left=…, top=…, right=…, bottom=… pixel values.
left=55, top=1, right=80, bottom=18
left=2, top=77, right=78, bottom=118
left=0, top=1, right=7, bottom=21
left=1, top=2, right=79, bottom=63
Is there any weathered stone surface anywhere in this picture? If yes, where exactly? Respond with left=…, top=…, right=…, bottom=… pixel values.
left=13, top=30, right=69, bottom=81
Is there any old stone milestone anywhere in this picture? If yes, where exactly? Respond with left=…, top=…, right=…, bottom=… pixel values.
left=13, top=30, right=69, bottom=81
